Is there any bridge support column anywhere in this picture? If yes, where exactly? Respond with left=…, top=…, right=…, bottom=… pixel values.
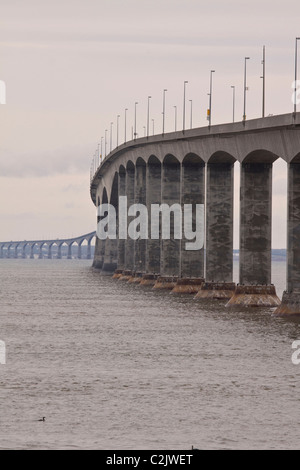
left=48, top=245, right=52, bottom=259
left=38, top=245, right=43, bottom=259
left=30, top=245, right=35, bottom=259
left=154, top=156, right=180, bottom=290
left=22, top=245, right=26, bottom=259
left=172, top=156, right=205, bottom=294
left=276, top=162, right=300, bottom=314
left=14, top=246, right=18, bottom=259
left=121, top=163, right=135, bottom=277
left=87, top=240, right=92, bottom=260
left=130, top=159, right=147, bottom=283
left=113, top=168, right=126, bottom=278
left=140, top=157, right=161, bottom=287
left=93, top=237, right=105, bottom=269
left=0, top=246, right=3, bottom=258
left=78, top=244, right=82, bottom=259
left=67, top=244, right=72, bottom=259
left=227, top=162, right=280, bottom=307
left=57, top=245, right=62, bottom=259
left=196, top=161, right=235, bottom=300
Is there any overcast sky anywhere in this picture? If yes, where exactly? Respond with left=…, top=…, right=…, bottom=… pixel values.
left=0, top=0, right=299, bottom=247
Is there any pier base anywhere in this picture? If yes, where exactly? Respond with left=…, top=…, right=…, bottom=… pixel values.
left=128, top=272, right=144, bottom=284
left=140, top=274, right=159, bottom=286
left=274, top=291, right=300, bottom=315
left=118, top=270, right=132, bottom=281
left=195, top=282, right=236, bottom=300
left=171, top=278, right=204, bottom=294
left=226, top=285, right=281, bottom=307
left=112, top=269, right=123, bottom=279
left=153, top=276, right=178, bottom=290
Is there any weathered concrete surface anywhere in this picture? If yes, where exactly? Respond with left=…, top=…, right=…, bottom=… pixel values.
left=239, top=162, right=272, bottom=286
left=229, top=161, right=280, bottom=307
left=195, top=282, right=236, bottom=300
left=146, top=158, right=161, bottom=275
left=226, top=285, right=281, bottom=307
left=153, top=276, right=178, bottom=290
left=112, top=269, right=123, bottom=279
left=127, top=272, right=143, bottom=283
left=125, top=165, right=135, bottom=272
left=206, top=161, right=234, bottom=283
left=161, top=157, right=181, bottom=277
left=275, top=291, right=300, bottom=315
left=118, top=270, right=132, bottom=281
left=171, top=278, right=204, bottom=294
left=117, top=170, right=126, bottom=271
left=275, top=162, right=300, bottom=314
left=140, top=274, right=158, bottom=286
left=101, top=238, right=118, bottom=274
left=134, top=160, right=147, bottom=274
left=181, top=157, right=205, bottom=278
left=92, top=236, right=105, bottom=270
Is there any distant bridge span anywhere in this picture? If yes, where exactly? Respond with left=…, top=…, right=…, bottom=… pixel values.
left=0, top=232, right=96, bottom=259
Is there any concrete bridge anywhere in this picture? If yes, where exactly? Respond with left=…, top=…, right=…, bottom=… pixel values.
left=0, top=232, right=96, bottom=260
left=90, top=112, right=300, bottom=314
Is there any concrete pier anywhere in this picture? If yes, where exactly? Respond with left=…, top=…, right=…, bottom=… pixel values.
left=160, top=155, right=181, bottom=277
left=145, top=156, right=161, bottom=276
left=117, top=167, right=126, bottom=272
left=197, top=156, right=236, bottom=299
left=134, top=158, right=147, bottom=276
left=125, top=162, right=135, bottom=272
left=275, top=162, right=300, bottom=314
left=227, top=161, right=280, bottom=307
left=173, top=154, right=205, bottom=293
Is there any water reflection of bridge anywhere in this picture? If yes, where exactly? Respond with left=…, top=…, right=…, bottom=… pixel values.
left=0, top=232, right=96, bottom=259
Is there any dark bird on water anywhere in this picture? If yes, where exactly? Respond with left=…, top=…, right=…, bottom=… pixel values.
left=38, top=417, right=46, bottom=422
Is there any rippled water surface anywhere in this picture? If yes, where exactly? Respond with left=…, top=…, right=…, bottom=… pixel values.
left=0, top=259, right=300, bottom=450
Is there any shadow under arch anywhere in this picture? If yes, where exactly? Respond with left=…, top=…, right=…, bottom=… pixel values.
left=148, top=155, right=161, bottom=166
left=208, top=151, right=236, bottom=164
left=243, top=149, right=279, bottom=164
left=136, top=156, right=146, bottom=167
left=291, top=152, right=300, bottom=163
left=126, top=160, right=135, bottom=172
left=110, top=172, right=119, bottom=207
left=183, top=152, right=205, bottom=166
left=102, top=187, right=108, bottom=205
left=163, top=154, right=180, bottom=166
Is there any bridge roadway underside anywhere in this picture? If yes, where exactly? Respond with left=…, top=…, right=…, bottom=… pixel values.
left=91, top=113, right=300, bottom=314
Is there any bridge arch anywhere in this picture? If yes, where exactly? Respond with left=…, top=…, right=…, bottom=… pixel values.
left=208, top=151, right=236, bottom=164
left=243, top=149, right=279, bottom=164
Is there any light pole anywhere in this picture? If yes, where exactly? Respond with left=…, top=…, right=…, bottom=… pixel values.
left=294, top=38, right=300, bottom=114
left=147, top=95, right=151, bottom=137
left=152, top=119, right=154, bottom=135
left=117, top=114, right=120, bottom=147
left=97, top=143, right=100, bottom=166
left=134, top=102, right=138, bottom=140
left=162, top=89, right=167, bottom=135
left=243, top=57, right=250, bottom=123
left=208, top=70, right=215, bottom=127
left=105, top=129, right=108, bottom=157
left=110, top=122, right=113, bottom=152
left=124, top=108, right=128, bottom=143
left=261, top=46, right=265, bottom=118
left=183, top=80, right=188, bottom=132
left=174, top=105, right=177, bottom=132
left=100, top=136, right=103, bottom=162
left=189, top=99, right=193, bottom=129
left=231, top=85, right=235, bottom=123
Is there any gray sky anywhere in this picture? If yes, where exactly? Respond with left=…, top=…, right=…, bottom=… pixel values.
left=0, top=0, right=299, bottom=246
